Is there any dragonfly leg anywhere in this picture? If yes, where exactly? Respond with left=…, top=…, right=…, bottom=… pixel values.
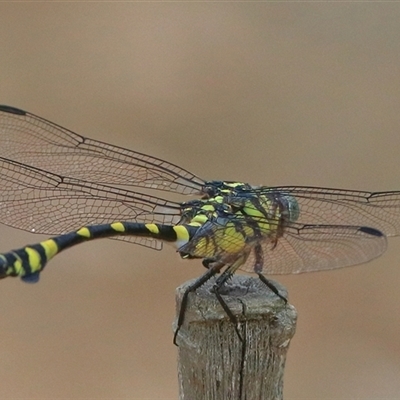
left=213, top=264, right=245, bottom=343
left=174, top=260, right=225, bottom=346
left=253, top=243, right=287, bottom=302
left=202, top=257, right=216, bottom=269
left=256, top=272, right=287, bottom=303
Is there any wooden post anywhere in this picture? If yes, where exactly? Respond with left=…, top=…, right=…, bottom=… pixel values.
left=175, top=275, right=297, bottom=400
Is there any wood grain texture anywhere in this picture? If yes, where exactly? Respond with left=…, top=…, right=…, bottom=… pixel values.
left=175, top=275, right=297, bottom=400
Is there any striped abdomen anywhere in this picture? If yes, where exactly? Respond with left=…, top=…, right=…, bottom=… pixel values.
left=0, top=222, right=198, bottom=282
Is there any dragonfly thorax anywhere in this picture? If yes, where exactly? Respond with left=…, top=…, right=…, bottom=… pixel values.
left=201, top=180, right=253, bottom=198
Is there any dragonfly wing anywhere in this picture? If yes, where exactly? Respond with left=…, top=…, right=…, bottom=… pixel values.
left=260, top=186, right=400, bottom=237
left=0, top=158, right=182, bottom=242
left=240, top=223, right=387, bottom=275
left=0, top=105, right=204, bottom=195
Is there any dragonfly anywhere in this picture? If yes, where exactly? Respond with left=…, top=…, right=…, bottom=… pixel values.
left=0, top=104, right=399, bottom=343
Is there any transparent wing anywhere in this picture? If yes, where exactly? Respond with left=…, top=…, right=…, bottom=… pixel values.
left=0, top=157, right=183, bottom=249
left=0, top=105, right=204, bottom=195
left=179, top=218, right=387, bottom=275
left=256, top=186, right=400, bottom=237
left=242, top=223, right=387, bottom=274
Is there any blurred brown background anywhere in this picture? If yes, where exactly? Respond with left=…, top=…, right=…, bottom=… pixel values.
left=1, top=3, right=400, bottom=399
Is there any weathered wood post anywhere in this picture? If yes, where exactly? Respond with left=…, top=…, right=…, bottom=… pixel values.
left=175, top=275, right=297, bottom=400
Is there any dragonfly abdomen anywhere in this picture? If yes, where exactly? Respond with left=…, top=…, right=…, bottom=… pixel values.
left=0, top=222, right=199, bottom=282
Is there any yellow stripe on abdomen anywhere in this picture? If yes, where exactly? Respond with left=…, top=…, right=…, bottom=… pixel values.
left=25, top=247, right=43, bottom=273
left=41, top=239, right=59, bottom=261
left=111, top=222, right=126, bottom=232
left=173, top=225, right=190, bottom=248
left=77, top=227, right=91, bottom=238
left=145, top=224, right=160, bottom=235
left=8, top=256, right=23, bottom=277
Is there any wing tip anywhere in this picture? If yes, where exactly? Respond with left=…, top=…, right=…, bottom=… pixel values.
left=0, top=105, right=26, bottom=116
left=358, top=226, right=384, bottom=237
